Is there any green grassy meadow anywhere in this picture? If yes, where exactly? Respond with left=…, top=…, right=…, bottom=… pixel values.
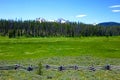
left=0, top=36, right=120, bottom=80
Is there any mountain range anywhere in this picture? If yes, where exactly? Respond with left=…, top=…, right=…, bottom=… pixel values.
left=98, top=22, right=120, bottom=26
left=36, top=17, right=120, bottom=26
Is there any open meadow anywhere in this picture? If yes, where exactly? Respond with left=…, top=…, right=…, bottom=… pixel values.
left=0, top=36, right=120, bottom=80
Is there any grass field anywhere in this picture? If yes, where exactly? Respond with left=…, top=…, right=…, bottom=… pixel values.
left=0, top=36, right=120, bottom=80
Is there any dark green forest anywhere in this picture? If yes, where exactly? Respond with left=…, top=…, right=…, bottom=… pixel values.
left=0, top=19, right=120, bottom=38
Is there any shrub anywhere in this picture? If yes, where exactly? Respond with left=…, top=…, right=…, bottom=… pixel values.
left=37, top=62, right=43, bottom=75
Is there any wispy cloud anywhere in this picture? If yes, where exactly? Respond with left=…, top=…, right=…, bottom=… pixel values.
left=112, top=10, right=120, bottom=12
left=109, top=5, right=120, bottom=13
left=76, top=14, right=87, bottom=18
left=109, top=5, right=120, bottom=8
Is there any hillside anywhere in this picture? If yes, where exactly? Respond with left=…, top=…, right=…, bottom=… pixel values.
left=98, top=22, right=120, bottom=26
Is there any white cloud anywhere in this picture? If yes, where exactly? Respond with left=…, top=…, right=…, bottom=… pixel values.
left=112, top=10, right=120, bottom=12
left=110, top=5, right=120, bottom=8
left=76, top=14, right=87, bottom=18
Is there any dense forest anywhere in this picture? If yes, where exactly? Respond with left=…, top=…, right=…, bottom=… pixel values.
left=0, top=19, right=120, bottom=38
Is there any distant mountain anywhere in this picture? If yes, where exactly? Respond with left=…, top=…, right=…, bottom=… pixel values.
left=57, top=18, right=69, bottom=23
left=36, top=17, right=69, bottom=23
left=98, top=22, right=120, bottom=26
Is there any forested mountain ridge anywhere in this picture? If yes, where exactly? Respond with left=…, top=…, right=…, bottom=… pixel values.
left=0, top=19, right=120, bottom=38
left=98, top=22, right=120, bottom=26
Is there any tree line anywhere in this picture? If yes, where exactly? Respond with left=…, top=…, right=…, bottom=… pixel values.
left=0, top=19, right=120, bottom=38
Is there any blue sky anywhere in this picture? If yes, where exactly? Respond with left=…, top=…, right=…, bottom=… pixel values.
left=0, top=0, right=120, bottom=24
